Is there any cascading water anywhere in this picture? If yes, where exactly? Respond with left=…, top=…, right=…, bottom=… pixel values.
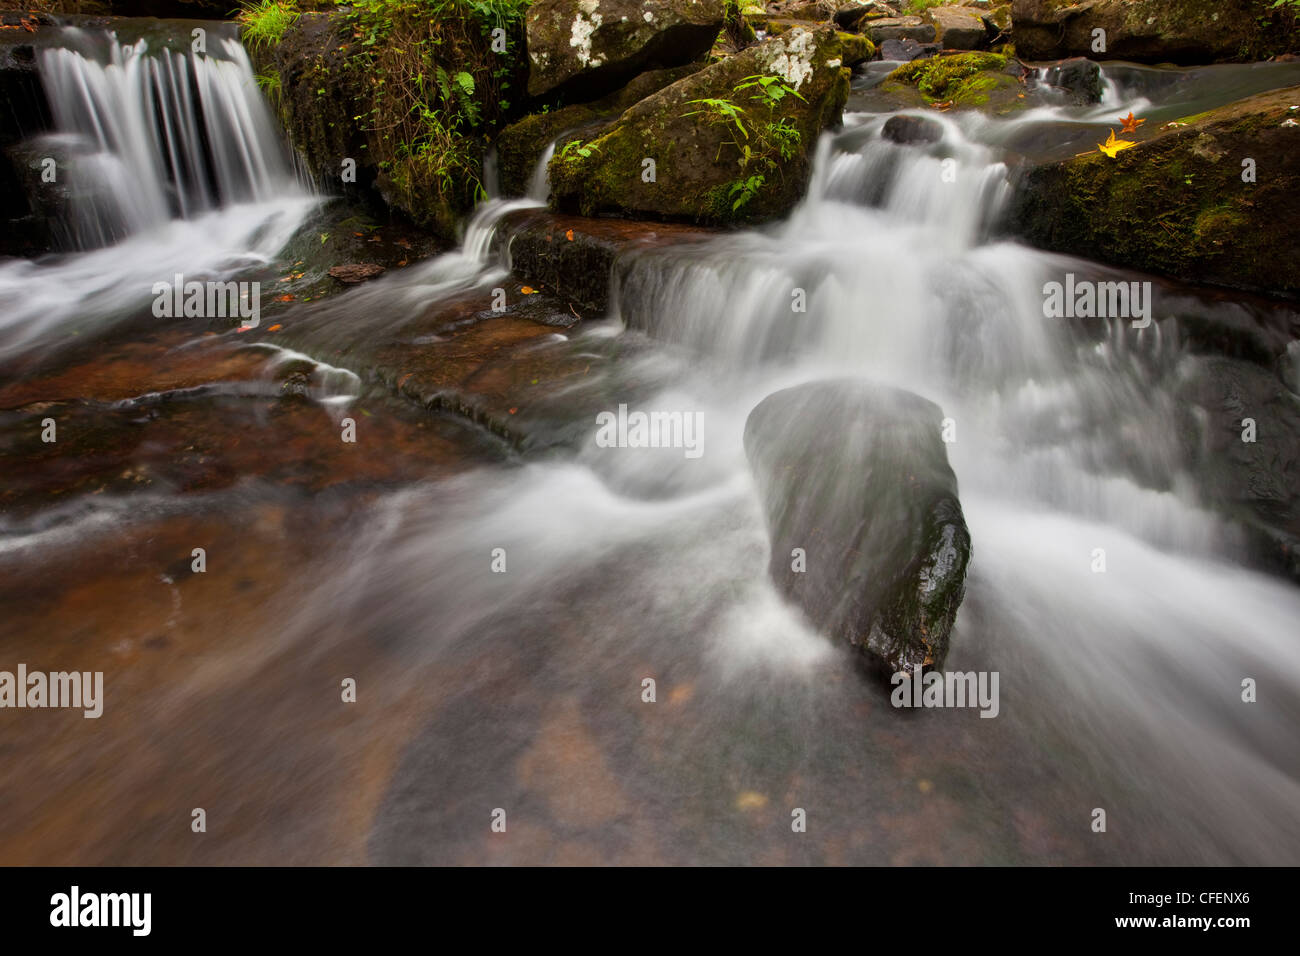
left=0, top=23, right=314, bottom=360
left=35, top=25, right=300, bottom=249
left=2, top=38, right=1298, bottom=865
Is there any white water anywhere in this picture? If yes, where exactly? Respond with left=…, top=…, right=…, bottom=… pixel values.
left=0, top=26, right=314, bottom=361
left=3, top=39, right=1298, bottom=862
left=319, top=82, right=1300, bottom=863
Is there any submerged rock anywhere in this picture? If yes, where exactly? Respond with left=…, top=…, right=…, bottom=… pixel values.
left=878, top=37, right=940, bottom=62
left=743, top=381, right=972, bottom=676
left=525, top=0, right=724, bottom=101
left=1034, top=56, right=1102, bottom=105
left=1006, top=85, right=1300, bottom=298
left=881, top=113, right=944, bottom=144
left=1011, top=0, right=1298, bottom=65
left=548, top=26, right=851, bottom=224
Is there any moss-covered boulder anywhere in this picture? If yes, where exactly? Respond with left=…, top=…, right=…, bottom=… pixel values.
left=1006, top=85, right=1300, bottom=298
left=743, top=380, right=972, bottom=677
left=548, top=26, right=850, bottom=224
left=1012, top=0, right=1298, bottom=64
left=496, top=65, right=703, bottom=197
left=878, top=51, right=1027, bottom=112
left=525, top=0, right=724, bottom=101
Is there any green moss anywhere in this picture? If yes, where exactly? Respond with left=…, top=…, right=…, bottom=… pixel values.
left=887, top=52, right=1009, bottom=102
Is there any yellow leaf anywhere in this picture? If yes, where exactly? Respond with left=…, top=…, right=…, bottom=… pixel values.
left=1098, top=129, right=1136, bottom=159
left=735, top=791, right=768, bottom=811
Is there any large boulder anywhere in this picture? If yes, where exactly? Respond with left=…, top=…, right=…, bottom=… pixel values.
left=928, top=5, right=989, bottom=51
left=525, top=0, right=724, bottom=101
left=743, top=381, right=972, bottom=677
left=864, top=16, right=936, bottom=44
left=1011, top=0, right=1298, bottom=64
left=496, top=65, right=703, bottom=197
left=548, top=26, right=850, bottom=224
left=1006, top=85, right=1300, bottom=298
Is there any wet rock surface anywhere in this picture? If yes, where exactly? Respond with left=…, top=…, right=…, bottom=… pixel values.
left=525, top=0, right=724, bottom=101
left=743, top=380, right=972, bottom=676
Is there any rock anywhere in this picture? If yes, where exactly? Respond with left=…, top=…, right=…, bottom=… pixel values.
left=1033, top=56, right=1102, bottom=105
left=882, top=113, right=944, bottom=144
left=878, top=37, right=941, bottom=61
left=1005, top=85, right=1300, bottom=298
left=865, top=16, right=936, bottom=44
left=767, top=0, right=838, bottom=21
left=928, top=5, right=988, bottom=50
left=496, top=65, right=703, bottom=197
left=837, top=30, right=876, bottom=67
left=743, top=380, right=972, bottom=676
left=499, top=208, right=716, bottom=314
left=1011, top=0, right=1298, bottom=65
left=880, top=51, right=1025, bottom=112
left=548, top=26, right=851, bottom=225
left=328, top=263, right=386, bottom=284
left=834, top=1, right=899, bottom=31
left=525, top=0, right=724, bottom=101
left=1175, top=354, right=1300, bottom=583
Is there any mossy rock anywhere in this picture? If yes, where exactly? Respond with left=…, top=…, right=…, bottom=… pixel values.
left=548, top=26, right=851, bottom=226
left=496, top=65, right=704, bottom=197
left=836, top=30, right=875, bottom=67
left=1006, top=85, right=1300, bottom=298
left=885, top=51, right=1026, bottom=112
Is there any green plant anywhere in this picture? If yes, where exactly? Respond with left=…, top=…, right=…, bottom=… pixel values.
left=332, top=0, right=533, bottom=223
left=238, top=0, right=300, bottom=49
left=685, top=73, right=805, bottom=211
left=559, top=139, right=600, bottom=162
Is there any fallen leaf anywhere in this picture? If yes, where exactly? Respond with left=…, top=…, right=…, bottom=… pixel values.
left=1097, top=129, right=1136, bottom=159
left=565, top=229, right=574, bottom=241
left=276, top=294, right=294, bottom=302
left=735, top=791, right=768, bottom=812
left=520, top=285, right=538, bottom=294
left=267, top=324, right=282, bottom=332
left=1119, top=111, right=1145, bottom=134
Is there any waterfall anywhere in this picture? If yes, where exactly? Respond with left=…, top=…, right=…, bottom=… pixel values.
left=32, top=24, right=300, bottom=250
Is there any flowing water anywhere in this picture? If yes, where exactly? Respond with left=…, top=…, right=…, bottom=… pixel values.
left=1, top=36, right=1298, bottom=865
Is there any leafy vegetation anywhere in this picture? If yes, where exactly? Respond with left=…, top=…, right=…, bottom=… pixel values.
left=330, top=0, right=532, bottom=225
left=686, top=74, right=804, bottom=211
left=238, top=0, right=302, bottom=49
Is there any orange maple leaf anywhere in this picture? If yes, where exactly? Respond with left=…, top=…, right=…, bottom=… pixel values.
left=520, top=285, right=538, bottom=294
left=1119, top=111, right=1145, bottom=134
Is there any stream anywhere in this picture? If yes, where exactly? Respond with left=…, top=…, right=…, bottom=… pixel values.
left=1, top=23, right=1298, bottom=865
